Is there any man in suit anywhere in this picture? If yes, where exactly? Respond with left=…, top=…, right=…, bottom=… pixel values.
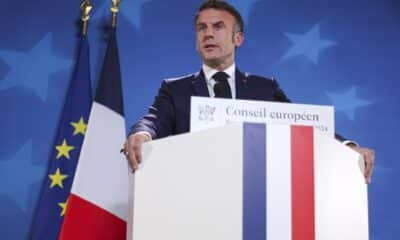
left=124, top=0, right=374, bottom=183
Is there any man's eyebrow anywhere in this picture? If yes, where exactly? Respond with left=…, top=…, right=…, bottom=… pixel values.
left=212, top=21, right=225, bottom=27
left=196, top=20, right=225, bottom=26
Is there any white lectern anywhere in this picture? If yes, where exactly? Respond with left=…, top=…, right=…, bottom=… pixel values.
left=128, top=123, right=369, bottom=240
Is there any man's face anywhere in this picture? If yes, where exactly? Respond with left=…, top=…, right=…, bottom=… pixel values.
left=195, top=9, right=244, bottom=68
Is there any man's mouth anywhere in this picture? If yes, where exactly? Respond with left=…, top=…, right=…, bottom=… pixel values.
left=204, top=44, right=218, bottom=50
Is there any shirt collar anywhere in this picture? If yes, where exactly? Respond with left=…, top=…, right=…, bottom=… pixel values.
left=202, top=63, right=236, bottom=82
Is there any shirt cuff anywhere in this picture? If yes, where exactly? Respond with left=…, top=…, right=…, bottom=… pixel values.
left=342, top=140, right=359, bottom=147
left=132, top=131, right=152, bottom=141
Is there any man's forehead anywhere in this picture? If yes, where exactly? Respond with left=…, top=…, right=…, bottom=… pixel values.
left=196, top=9, right=235, bottom=24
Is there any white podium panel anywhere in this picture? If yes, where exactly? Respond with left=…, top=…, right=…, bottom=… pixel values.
left=129, top=123, right=368, bottom=240
left=131, top=124, right=244, bottom=240
left=314, top=131, right=369, bottom=240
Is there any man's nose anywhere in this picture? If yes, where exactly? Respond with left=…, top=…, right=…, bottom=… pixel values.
left=203, top=28, right=215, bottom=39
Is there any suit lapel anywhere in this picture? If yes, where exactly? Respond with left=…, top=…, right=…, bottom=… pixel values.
left=235, top=68, right=250, bottom=99
left=192, top=70, right=210, bottom=97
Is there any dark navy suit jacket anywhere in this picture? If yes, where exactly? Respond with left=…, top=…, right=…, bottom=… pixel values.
left=130, top=68, right=293, bottom=139
left=130, top=68, right=345, bottom=141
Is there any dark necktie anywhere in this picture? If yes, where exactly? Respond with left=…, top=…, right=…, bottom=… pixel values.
left=212, top=71, right=232, bottom=98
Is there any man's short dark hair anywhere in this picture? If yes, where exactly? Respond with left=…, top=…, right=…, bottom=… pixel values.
left=194, top=0, right=244, bottom=33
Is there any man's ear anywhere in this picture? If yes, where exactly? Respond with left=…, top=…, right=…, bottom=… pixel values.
left=234, top=31, right=244, bottom=47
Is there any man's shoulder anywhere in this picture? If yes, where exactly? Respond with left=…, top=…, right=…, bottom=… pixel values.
left=164, top=71, right=200, bottom=85
left=240, top=71, right=278, bottom=89
left=242, top=71, right=276, bottom=83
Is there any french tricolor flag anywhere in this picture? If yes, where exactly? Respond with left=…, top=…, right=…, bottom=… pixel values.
left=132, top=123, right=369, bottom=240
left=59, top=30, right=128, bottom=240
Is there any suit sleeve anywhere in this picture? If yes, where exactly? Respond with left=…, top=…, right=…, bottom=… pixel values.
left=129, top=81, right=176, bottom=140
left=271, top=78, right=291, bottom=103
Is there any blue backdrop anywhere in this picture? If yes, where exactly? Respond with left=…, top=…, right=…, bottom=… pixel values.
left=1, top=0, right=399, bottom=239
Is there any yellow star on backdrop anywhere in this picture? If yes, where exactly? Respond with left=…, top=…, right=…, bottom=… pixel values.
left=48, top=168, right=68, bottom=188
left=55, top=139, right=75, bottom=159
left=70, top=117, right=87, bottom=136
left=58, top=201, right=68, bottom=216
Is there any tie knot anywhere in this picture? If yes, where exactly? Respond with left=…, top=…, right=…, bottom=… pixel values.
left=212, top=71, right=232, bottom=98
left=212, top=71, right=229, bottom=82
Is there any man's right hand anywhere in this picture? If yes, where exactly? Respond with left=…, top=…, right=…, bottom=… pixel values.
left=124, top=133, right=151, bottom=172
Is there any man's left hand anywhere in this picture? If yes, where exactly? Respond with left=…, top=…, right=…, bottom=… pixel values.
left=349, top=145, right=375, bottom=184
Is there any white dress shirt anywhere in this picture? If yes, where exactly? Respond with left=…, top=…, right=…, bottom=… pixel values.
left=202, top=63, right=236, bottom=99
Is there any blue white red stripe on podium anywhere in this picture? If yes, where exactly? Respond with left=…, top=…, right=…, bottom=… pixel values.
left=243, top=123, right=315, bottom=240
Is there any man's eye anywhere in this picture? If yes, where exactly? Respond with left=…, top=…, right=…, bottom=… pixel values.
left=214, top=24, right=225, bottom=31
left=197, top=26, right=206, bottom=32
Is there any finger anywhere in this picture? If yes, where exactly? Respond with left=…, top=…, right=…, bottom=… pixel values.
left=363, top=153, right=374, bottom=184
left=128, top=153, right=139, bottom=172
left=367, top=150, right=375, bottom=184
left=133, top=142, right=143, bottom=165
left=364, top=167, right=371, bottom=184
left=125, top=143, right=139, bottom=172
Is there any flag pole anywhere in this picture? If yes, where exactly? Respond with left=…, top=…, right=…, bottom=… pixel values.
left=111, top=0, right=121, bottom=28
left=80, top=0, right=93, bottom=36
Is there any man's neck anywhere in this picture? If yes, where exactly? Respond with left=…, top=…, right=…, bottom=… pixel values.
left=202, top=63, right=236, bottom=82
left=203, top=62, right=235, bottom=71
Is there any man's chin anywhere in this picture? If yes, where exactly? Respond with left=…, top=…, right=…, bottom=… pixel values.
left=202, top=56, right=222, bottom=66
